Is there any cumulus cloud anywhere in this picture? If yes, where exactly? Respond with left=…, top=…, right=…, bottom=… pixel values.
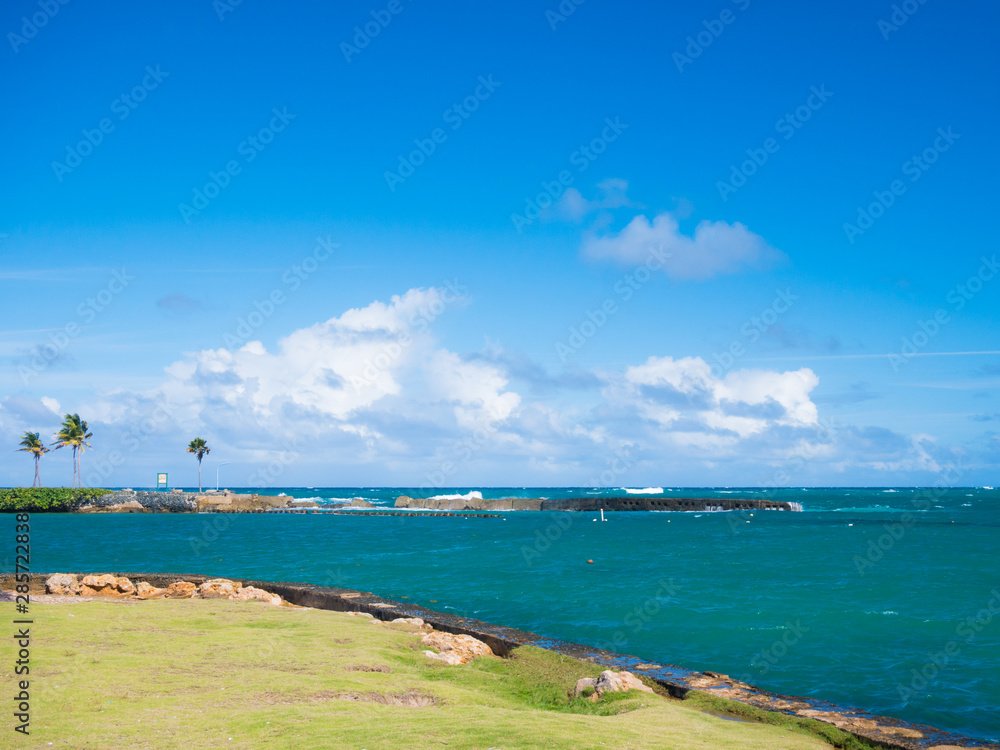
left=2, top=287, right=979, bottom=487
left=605, top=355, right=820, bottom=451
left=552, top=178, right=635, bottom=222
left=582, top=212, right=783, bottom=280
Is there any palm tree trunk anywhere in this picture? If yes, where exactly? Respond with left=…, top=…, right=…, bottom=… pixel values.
left=198, top=458, right=202, bottom=492
left=73, top=447, right=79, bottom=488
left=34, top=455, right=40, bottom=488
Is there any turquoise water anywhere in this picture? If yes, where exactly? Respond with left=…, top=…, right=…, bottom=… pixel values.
left=4, top=486, right=998, bottom=742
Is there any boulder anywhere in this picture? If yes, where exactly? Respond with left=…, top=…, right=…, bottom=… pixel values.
left=575, top=670, right=654, bottom=699
left=574, top=677, right=598, bottom=698
left=81, top=574, right=135, bottom=597
left=232, top=586, right=281, bottom=605
left=420, top=631, right=492, bottom=664
left=198, top=578, right=242, bottom=599
left=45, top=573, right=81, bottom=596
left=136, top=581, right=168, bottom=600
left=394, top=495, right=416, bottom=508
left=348, top=498, right=374, bottom=508
left=165, top=581, right=198, bottom=599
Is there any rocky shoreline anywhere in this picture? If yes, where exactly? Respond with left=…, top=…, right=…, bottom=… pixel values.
left=77, top=489, right=302, bottom=513
left=6, top=571, right=993, bottom=750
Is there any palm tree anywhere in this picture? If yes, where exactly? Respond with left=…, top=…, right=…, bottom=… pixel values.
left=187, top=438, right=211, bottom=492
left=51, top=414, right=93, bottom=488
left=16, top=431, right=49, bottom=487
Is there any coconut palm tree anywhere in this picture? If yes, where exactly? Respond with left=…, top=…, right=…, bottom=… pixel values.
left=51, top=414, right=92, bottom=488
left=187, top=437, right=211, bottom=492
left=16, top=431, right=49, bottom=487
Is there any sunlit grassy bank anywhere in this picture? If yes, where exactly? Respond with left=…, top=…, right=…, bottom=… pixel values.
left=3, top=600, right=877, bottom=749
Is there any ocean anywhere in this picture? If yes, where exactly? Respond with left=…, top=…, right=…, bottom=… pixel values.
left=7, top=486, right=999, bottom=742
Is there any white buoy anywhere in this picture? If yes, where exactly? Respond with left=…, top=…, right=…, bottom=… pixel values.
left=600, top=508, right=606, bottom=522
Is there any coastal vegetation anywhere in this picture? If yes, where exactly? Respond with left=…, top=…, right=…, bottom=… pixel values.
left=186, top=437, right=211, bottom=492
left=8, top=599, right=877, bottom=749
left=15, top=431, right=48, bottom=487
left=0, top=487, right=109, bottom=513
left=50, top=413, right=92, bottom=488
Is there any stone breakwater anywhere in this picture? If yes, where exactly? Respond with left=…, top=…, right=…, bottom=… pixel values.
left=79, top=490, right=298, bottom=513
left=394, top=495, right=802, bottom=512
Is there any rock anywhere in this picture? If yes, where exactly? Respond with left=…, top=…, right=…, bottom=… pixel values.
left=576, top=671, right=654, bottom=699
left=390, top=617, right=431, bottom=631
left=394, top=495, right=416, bottom=508
left=80, top=574, right=135, bottom=597
left=348, top=498, right=374, bottom=508
left=136, top=581, right=168, bottom=600
left=420, top=631, right=493, bottom=664
left=347, top=611, right=374, bottom=619
left=423, top=649, right=465, bottom=665
left=232, top=586, right=281, bottom=605
left=574, top=677, right=598, bottom=698
left=165, top=581, right=198, bottom=599
left=45, top=573, right=81, bottom=596
left=198, top=578, right=242, bottom=599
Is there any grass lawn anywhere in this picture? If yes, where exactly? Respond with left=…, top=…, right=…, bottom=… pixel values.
left=3, top=600, right=871, bottom=749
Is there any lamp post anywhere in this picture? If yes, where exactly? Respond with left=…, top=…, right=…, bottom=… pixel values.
left=216, top=462, right=231, bottom=491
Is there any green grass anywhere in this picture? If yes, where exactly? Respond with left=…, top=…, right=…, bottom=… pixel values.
left=682, top=692, right=880, bottom=750
left=0, top=487, right=110, bottom=512
left=3, top=600, right=853, bottom=749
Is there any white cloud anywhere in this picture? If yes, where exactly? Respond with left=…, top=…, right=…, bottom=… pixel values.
left=552, top=178, right=634, bottom=222
left=582, top=211, right=783, bottom=279
left=1, top=288, right=982, bottom=487
left=613, top=355, right=819, bottom=446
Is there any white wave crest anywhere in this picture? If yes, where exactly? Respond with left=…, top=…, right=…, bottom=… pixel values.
left=427, top=490, right=484, bottom=501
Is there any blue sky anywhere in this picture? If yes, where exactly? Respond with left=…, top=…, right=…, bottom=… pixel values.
left=1, top=0, right=998, bottom=489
